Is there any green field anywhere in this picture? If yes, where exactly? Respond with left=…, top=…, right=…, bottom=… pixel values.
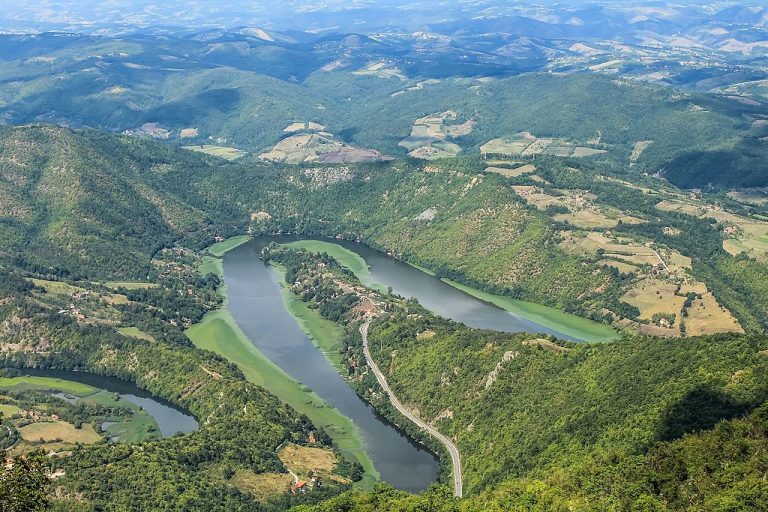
left=29, top=278, right=84, bottom=295
left=208, top=235, right=251, bottom=257
left=0, top=376, right=97, bottom=396
left=118, top=326, right=156, bottom=342
left=182, top=145, right=248, bottom=161
left=199, top=255, right=224, bottom=277
left=104, top=281, right=158, bottom=290
left=443, top=279, right=618, bottom=342
left=0, top=402, right=20, bottom=416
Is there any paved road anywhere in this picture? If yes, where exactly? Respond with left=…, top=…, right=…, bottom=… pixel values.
left=360, top=321, right=463, bottom=497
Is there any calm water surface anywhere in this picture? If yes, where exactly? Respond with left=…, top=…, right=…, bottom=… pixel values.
left=273, top=235, right=579, bottom=340
left=225, top=239, right=440, bottom=492
left=21, top=368, right=198, bottom=438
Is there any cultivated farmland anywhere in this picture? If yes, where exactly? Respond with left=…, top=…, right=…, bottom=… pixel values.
left=481, top=132, right=607, bottom=158
left=399, top=111, right=475, bottom=160
left=182, top=145, right=248, bottom=161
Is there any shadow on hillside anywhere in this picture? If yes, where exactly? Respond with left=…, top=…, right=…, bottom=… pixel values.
left=657, top=384, right=751, bottom=442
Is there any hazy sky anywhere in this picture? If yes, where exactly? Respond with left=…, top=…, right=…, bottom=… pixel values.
left=0, top=1, right=762, bottom=35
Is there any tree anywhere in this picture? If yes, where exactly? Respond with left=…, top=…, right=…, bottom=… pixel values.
left=0, top=450, right=50, bottom=512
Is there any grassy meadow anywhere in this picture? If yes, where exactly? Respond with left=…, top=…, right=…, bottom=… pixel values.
left=0, top=376, right=97, bottom=396
left=208, top=235, right=251, bottom=258
left=443, top=279, right=618, bottom=342
left=182, top=145, right=247, bottom=161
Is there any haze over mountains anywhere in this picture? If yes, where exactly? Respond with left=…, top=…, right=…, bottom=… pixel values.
left=1, top=1, right=768, bottom=511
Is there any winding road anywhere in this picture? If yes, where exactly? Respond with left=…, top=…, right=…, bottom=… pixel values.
left=360, top=321, right=463, bottom=497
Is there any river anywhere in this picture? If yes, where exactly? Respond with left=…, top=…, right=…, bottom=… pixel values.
left=223, top=235, right=611, bottom=493
left=266, top=235, right=615, bottom=341
left=20, top=368, right=198, bottom=438
left=224, top=239, right=440, bottom=492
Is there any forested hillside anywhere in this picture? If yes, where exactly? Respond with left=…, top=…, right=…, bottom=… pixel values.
left=1, top=125, right=768, bottom=510
left=0, top=125, right=243, bottom=278
left=2, top=2, right=768, bottom=509
left=0, top=269, right=349, bottom=510
left=295, top=401, right=768, bottom=511
left=264, top=245, right=768, bottom=510
left=5, top=125, right=768, bottom=333
left=0, top=31, right=766, bottom=187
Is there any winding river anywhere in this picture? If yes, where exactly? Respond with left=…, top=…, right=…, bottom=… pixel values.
left=20, top=369, right=199, bottom=438
left=225, top=239, right=440, bottom=492
left=265, top=235, right=614, bottom=342
left=223, top=235, right=612, bottom=492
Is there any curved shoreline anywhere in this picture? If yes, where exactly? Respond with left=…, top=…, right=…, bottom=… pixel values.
left=282, top=238, right=616, bottom=342
left=188, top=239, right=381, bottom=488
left=360, top=321, right=463, bottom=497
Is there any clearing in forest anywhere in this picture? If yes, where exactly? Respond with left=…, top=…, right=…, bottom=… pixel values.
left=284, top=122, right=325, bottom=133
left=118, top=326, right=156, bottom=342
left=512, top=186, right=644, bottom=228
left=182, top=145, right=247, bottom=161
left=399, top=111, right=475, bottom=160
left=352, top=61, right=405, bottom=79
left=278, top=442, right=350, bottom=484
left=656, top=198, right=768, bottom=260
left=484, top=164, right=536, bottom=177
left=561, top=230, right=742, bottom=336
left=481, top=132, right=607, bottom=159
left=630, top=140, right=653, bottom=164
left=228, top=471, right=294, bottom=501
left=728, top=189, right=768, bottom=205
left=621, top=279, right=742, bottom=337
left=260, top=129, right=389, bottom=164
left=19, top=421, right=102, bottom=444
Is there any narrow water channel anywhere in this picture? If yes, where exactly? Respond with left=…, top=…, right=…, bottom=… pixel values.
left=21, top=368, right=198, bottom=437
left=224, top=239, right=440, bottom=493
left=269, top=235, right=591, bottom=341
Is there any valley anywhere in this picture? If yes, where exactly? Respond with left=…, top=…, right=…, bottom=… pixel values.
left=1, top=1, right=768, bottom=510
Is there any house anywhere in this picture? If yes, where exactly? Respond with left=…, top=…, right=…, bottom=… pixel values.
left=292, top=481, right=307, bottom=493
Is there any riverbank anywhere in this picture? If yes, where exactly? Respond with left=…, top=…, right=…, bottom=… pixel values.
left=187, top=237, right=379, bottom=488
left=0, top=373, right=169, bottom=443
left=271, top=263, right=346, bottom=373
left=442, top=279, right=617, bottom=342
left=0, top=375, right=96, bottom=396
left=281, top=238, right=617, bottom=342
left=360, top=322, right=463, bottom=497
left=281, top=240, right=387, bottom=294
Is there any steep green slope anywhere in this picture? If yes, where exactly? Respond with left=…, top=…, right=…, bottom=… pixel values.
left=0, top=270, right=347, bottom=510
left=263, top=246, right=768, bottom=497
left=0, top=125, right=241, bottom=278
left=3, top=125, right=767, bottom=334
left=264, top=245, right=768, bottom=511
left=205, top=161, right=630, bottom=323
left=368, top=316, right=768, bottom=493
left=0, top=127, right=624, bottom=323
left=293, top=402, right=768, bottom=511
left=1, top=124, right=768, bottom=510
